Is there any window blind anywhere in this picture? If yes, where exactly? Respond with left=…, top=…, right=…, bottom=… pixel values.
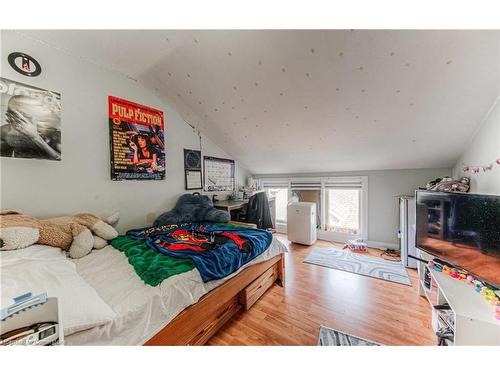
left=261, top=178, right=290, bottom=189
left=259, top=176, right=366, bottom=190
left=290, top=178, right=322, bottom=190
left=323, top=176, right=364, bottom=189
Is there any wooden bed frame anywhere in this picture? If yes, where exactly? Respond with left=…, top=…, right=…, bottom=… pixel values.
left=145, top=222, right=285, bottom=345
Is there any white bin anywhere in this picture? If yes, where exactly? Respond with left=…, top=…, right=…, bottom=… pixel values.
left=287, top=202, right=317, bottom=245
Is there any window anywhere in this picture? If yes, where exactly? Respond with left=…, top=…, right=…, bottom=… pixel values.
left=261, top=178, right=290, bottom=226
left=325, top=189, right=360, bottom=234
left=259, top=175, right=368, bottom=240
left=267, top=188, right=288, bottom=223
left=322, top=176, right=368, bottom=241
left=291, top=179, right=322, bottom=228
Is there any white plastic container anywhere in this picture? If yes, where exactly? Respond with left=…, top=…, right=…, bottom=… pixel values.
left=287, top=202, right=317, bottom=245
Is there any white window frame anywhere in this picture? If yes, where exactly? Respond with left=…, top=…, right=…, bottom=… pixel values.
left=319, top=176, right=368, bottom=242
left=258, top=175, right=368, bottom=241
left=260, top=178, right=291, bottom=233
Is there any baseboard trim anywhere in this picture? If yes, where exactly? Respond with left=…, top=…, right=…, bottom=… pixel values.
left=366, top=241, right=400, bottom=251
left=274, top=224, right=399, bottom=250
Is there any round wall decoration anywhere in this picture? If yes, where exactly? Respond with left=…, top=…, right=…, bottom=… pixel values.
left=7, top=52, right=42, bottom=77
left=184, top=149, right=201, bottom=169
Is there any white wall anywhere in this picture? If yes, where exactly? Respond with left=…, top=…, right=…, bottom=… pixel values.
left=452, top=98, right=500, bottom=194
left=254, top=167, right=452, bottom=248
left=0, top=30, right=249, bottom=233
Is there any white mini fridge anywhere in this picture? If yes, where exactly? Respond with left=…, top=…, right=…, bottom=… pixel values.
left=287, top=202, right=317, bottom=245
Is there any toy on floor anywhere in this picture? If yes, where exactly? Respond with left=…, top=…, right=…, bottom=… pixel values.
left=0, top=209, right=119, bottom=258
left=343, top=239, right=368, bottom=253
left=429, top=259, right=500, bottom=319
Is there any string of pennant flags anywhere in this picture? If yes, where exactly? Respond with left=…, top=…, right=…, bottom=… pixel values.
left=462, top=158, right=500, bottom=174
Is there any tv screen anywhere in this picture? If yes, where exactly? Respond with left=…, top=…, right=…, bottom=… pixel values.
left=416, top=191, right=500, bottom=287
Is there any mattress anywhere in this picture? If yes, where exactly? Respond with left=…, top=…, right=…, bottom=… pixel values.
left=65, top=236, right=287, bottom=345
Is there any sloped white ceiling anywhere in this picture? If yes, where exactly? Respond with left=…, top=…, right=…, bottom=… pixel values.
left=18, top=30, right=500, bottom=174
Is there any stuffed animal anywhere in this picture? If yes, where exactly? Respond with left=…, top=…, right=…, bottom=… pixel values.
left=0, top=209, right=119, bottom=258
left=425, top=177, right=443, bottom=190
left=154, top=193, right=230, bottom=226
left=427, top=176, right=470, bottom=193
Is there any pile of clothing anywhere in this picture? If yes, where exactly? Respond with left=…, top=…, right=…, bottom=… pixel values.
left=425, top=176, right=470, bottom=192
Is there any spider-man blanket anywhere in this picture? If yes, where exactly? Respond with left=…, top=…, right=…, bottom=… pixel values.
left=127, top=223, right=273, bottom=282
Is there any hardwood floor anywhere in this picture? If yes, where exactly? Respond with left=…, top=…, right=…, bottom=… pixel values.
left=207, top=234, right=436, bottom=346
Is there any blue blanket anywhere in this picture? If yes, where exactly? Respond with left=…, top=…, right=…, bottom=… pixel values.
left=127, top=223, right=273, bottom=282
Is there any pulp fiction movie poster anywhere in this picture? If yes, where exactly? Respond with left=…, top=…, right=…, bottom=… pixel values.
left=0, top=77, right=61, bottom=160
left=108, top=96, right=165, bottom=180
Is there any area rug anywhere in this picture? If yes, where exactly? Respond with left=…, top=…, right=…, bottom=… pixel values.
left=318, top=326, right=381, bottom=346
left=304, top=247, right=411, bottom=285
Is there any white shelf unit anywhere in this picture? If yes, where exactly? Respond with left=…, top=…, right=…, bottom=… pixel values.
left=417, top=249, right=500, bottom=345
left=0, top=297, right=63, bottom=346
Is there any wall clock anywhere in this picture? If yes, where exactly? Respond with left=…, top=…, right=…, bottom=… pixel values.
left=184, top=149, right=201, bottom=170
left=8, top=52, right=42, bottom=77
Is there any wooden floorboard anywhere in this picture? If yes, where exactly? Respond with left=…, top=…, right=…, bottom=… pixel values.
left=207, top=234, right=436, bottom=346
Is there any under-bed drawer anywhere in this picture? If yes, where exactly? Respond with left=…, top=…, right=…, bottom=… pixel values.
left=239, top=263, right=278, bottom=310
left=188, top=295, right=241, bottom=346
left=144, top=254, right=284, bottom=346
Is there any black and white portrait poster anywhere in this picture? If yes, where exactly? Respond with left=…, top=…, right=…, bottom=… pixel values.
left=0, top=77, right=61, bottom=160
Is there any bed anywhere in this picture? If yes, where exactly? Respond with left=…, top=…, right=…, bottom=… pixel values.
left=1, top=229, right=286, bottom=346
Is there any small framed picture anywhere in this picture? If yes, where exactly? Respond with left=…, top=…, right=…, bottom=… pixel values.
left=185, top=169, right=202, bottom=190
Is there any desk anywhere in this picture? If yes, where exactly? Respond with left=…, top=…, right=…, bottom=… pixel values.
left=214, top=197, right=276, bottom=226
left=213, top=200, right=248, bottom=214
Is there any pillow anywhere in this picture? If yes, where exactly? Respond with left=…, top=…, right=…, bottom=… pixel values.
left=0, top=245, right=116, bottom=336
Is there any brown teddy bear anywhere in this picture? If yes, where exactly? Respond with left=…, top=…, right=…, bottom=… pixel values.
left=0, top=209, right=119, bottom=258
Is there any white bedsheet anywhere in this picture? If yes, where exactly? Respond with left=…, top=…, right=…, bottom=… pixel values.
left=65, top=236, right=287, bottom=345
left=1, top=245, right=116, bottom=336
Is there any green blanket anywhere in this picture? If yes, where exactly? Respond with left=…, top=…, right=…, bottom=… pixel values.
left=110, top=235, right=195, bottom=286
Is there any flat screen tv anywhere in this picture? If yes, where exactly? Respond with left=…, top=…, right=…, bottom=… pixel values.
left=415, top=190, right=500, bottom=287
